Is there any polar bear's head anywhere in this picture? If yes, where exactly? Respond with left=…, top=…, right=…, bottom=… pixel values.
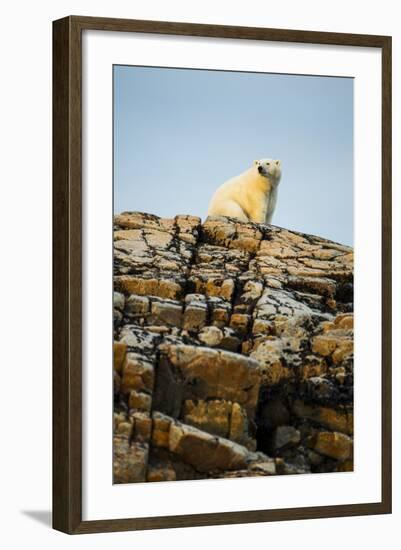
left=254, top=158, right=281, bottom=183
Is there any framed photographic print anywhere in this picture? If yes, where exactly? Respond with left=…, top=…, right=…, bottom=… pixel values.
left=52, top=16, right=392, bottom=534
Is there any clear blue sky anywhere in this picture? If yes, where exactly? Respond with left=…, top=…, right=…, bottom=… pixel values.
left=114, top=65, right=353, bottom=245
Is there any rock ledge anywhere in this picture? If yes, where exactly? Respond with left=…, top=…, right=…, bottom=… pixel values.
left=113, top=213, right=354, bottom=482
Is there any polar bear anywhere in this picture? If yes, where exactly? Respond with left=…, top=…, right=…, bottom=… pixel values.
left=207, top=159, right=282, bottom=224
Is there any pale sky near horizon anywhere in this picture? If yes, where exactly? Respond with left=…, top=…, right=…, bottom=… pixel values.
left=114, top=65, right=353, bottom=245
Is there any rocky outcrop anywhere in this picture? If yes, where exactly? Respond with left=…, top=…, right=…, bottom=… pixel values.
left=113, top=212, right=354, bottom=483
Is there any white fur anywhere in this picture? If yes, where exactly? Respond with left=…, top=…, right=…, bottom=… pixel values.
left=207, top=158, right=282, bottom=224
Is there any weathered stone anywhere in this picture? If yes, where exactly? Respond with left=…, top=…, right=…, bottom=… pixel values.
left=169, top=420, right=251, bottom=472
left=147, top=464, right=177, bottom=482
left=144, top=228, right=174, bottom=249
left=146, top=325, right=171, bottom=334
left=114, top=411, right=127, bottom=431
left=300, top=355, right=328, bottom=379
left=255, top=287, right=313, bottom=321
left=125, top=294, right=150, bottom=317
left=332, top=340, right=353, bottom=364
left=250, top=225, right=353, bottom=283
left=208, top=297, right=231, bottom=327
left=151, top=412, right=172, bottom=449
left=114, top=228, right=144, bottom=241
left=293, top=400, right=353, bottom=435
left=335, top=459, right=354, bottom=472
left=230, top=313, right=251, bottom=335
left=183, top=301, right=208, bottom=331
left=184, top=293, right=206, bottom=304
left=121, top=352, right=154, bottom=394
left=198, top=326, right=223, bottom=347
left=307, top=449, right=324, bottom=467
left=304, top=376, right=337, bottom=401
left=202, top=216, right=264, bottom=254
left=113, top=436, right=148, bottom=483
left=240, top=280, right=264, bottom=303
left=183, top=399, right=231, bottom=438
left=114, top=291, right=125, bottom=311
left=214, top=460, right=276, bottom=477
left=251, top=338, right=294, bottom=385
left=312, top=315, right=353, bottom=365
left=113, top=212, right=354, bottom=482
left=313, top=431, right=353, bottom=460
left=131, top=411, right=152, bottom=442
left=155, top=344, right=261, bottom=417
left=113, top=341, right=127, bottom=374
left=150, top=298, right=183, bottom=327
left=128, top=390, right=152, bottom=411
left=114, top=308, right=123, bottom=326
left=114, top=370, right=121, bottom=395
left=115, top=211, right=165, bottom=230
left=119, top=326, right=160, bottom=357
left=147, top=447, right=207, bottom=481
left=175, top=214, right=201, bottom=233
left=115, top=420, right=133, bottom=438
left=220, top=328, right=241, bottom=352
left=114, top=237, right=149, bottom=257
left=229, top=402, right=249, bottom=445
left=312, top=335, right=339, bottom=356
left=250, top=460, right=277, bottom=475
left=286, top=276, right=337, bottom=298
left=331, top=366, right=346, bottom=384
left=271, top=426, right=301, bottom=451
left=189, top=276, right=235, bottom=301
left=334, top=313, right=354, bottom=330
left=252, top=319, right=273, bottom=335
left=115, top=276, right=183, bottom=300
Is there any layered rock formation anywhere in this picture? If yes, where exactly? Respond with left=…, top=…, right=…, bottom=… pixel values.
left=113, top=212, right=354, bottom=483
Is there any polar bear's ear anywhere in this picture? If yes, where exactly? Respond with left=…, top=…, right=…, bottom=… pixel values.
left=253, top=160, right=259, bottom=165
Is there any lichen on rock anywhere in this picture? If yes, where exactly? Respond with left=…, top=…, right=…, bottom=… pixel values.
left=113, top=213, right=354, bottom=483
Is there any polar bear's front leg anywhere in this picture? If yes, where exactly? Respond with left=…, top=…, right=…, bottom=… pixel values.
left=264, top=212, right=273, bottom=224
left=264, top=188, right=277, bottom=224
left=249, top=203, right=268, bottom=224
left=208, top=199, right=250, bottom=222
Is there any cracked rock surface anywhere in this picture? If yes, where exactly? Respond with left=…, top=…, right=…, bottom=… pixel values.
left=113, top=213, right=354, bottom=483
